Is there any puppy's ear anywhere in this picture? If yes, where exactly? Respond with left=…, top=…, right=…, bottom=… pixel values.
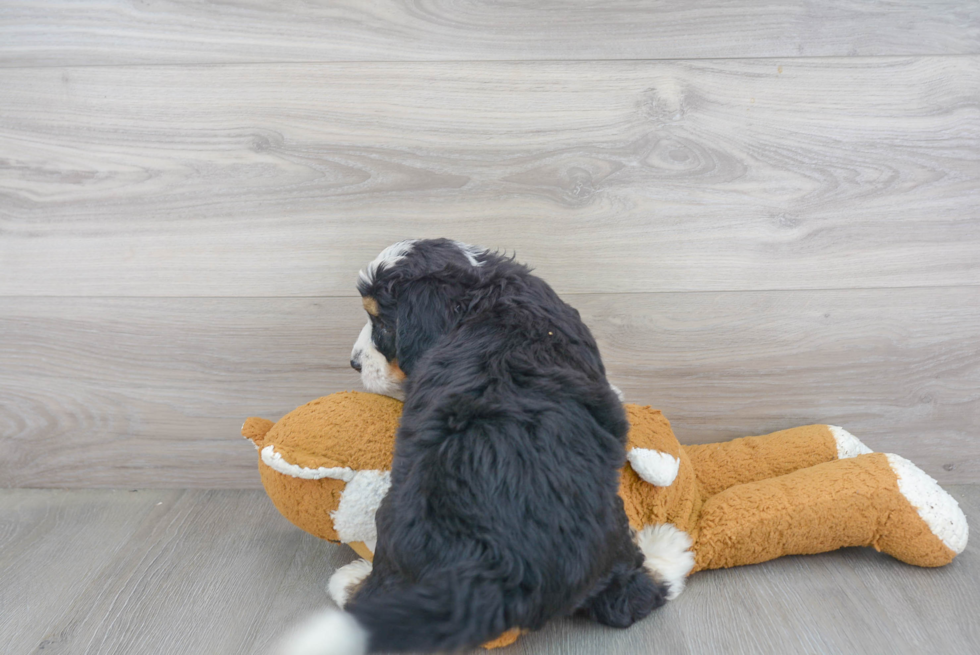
left=396, top=280, right=456, bottom=376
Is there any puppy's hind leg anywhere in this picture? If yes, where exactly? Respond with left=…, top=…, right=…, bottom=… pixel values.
left=576, top=557, right=670, bottom=629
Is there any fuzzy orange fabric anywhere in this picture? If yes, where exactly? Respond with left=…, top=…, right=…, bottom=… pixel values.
left=684, top=424, right=839, bottom=497
left=693, top=452, right=957, bottom=570
left=244, top=391, right=964, bottom=648
left=249, top=392, right=402, bottom=471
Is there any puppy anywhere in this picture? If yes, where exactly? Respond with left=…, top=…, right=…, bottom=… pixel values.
left=280, top=239, right=676, bottom=655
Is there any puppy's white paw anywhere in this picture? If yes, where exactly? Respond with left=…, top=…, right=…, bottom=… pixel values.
left=328, top=559, right=373, bottom=608
left=636, top=524, right=695, bottom=600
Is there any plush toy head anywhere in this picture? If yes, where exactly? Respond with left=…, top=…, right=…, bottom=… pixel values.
left=242, top=392, right=688, bottom=555
left=243, top=392, right=401, bottom=553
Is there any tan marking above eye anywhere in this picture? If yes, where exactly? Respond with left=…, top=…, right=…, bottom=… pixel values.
left=390, top=360, right=406, bottom=381
left=362, top=296, right=379, bottom=316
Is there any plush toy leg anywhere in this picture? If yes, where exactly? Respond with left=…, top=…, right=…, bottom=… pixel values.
left=686, top=424, right=871, bottom=497
left=692, top=453, right=967, bottom=572
left=481, top=629, right=522, bottom=649
left=347, top=541, right=375, bottom=562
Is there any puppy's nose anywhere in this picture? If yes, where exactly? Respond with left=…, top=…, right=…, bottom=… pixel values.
left=350, top=358, right=362, bottom=372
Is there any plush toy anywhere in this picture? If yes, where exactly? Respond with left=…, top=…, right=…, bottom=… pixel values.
left=244, top=391, right=968, bottom=648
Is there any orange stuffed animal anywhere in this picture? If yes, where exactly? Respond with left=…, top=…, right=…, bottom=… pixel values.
left=244, top=391, right=968, bottom=648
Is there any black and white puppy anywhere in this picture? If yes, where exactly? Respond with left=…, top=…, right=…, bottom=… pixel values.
left=281, top=239, right=678, bottom=655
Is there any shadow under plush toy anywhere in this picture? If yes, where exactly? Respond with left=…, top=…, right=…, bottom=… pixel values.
left=244, top=391, right=968, bottom=648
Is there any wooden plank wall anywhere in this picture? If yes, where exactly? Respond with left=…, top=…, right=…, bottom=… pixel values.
left=1, top=2, right=978, bottom=487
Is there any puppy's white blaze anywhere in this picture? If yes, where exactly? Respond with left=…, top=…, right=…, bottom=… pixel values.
left=453, top=240, right=488, bottom=267
left=886, top=454, right=969, bottom=554
left=627, top=448, right=680, bottom=486
left=351, top=321, right=404, bottom=400
left=329, top=559, right=374, bottom=608
left=358, top=239, right=417, bottom=286
left=636, top=524, right=695, bottom=601
left=829, top=425, right=873, bottom=459
left=331, top=470, right=392, bottom=544
left=276, top=610, right=368, bottom=655
left=608, top=383, right=625, bottom=402
left=351, top=320, right=373, bottom=357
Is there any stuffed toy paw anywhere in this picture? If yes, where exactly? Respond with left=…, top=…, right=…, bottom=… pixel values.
left=244, top=391, right=968, bottom=647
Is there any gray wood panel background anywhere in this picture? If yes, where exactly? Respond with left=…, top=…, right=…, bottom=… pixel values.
left=0, top=3, right=978, bottom=488
left=2, top=58, right=978, bottom=296
left=2, top=288, right=977, bottom=487
left=2, top=1, right=979, bottom=66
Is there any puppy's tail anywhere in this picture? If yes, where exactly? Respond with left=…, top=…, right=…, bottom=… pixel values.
left=276, top=569, right=509, bottom=655
left=275, top=610, right=368, bottom=655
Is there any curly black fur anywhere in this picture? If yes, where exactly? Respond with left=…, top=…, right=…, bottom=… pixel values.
left=348, top=239, right=667, bottom=651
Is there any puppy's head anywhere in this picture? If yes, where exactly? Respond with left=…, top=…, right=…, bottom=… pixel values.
left=350, top=239, right=489, bottom=397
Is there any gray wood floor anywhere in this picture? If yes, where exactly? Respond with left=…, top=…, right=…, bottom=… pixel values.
left=1, top=486, right=977, bottom=655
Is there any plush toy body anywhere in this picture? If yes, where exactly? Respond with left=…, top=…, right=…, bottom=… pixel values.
left=244, top=392, right=968, bottom=646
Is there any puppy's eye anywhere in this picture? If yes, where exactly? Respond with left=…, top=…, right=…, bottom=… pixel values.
left=372, top=319, right=392, bottom=337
